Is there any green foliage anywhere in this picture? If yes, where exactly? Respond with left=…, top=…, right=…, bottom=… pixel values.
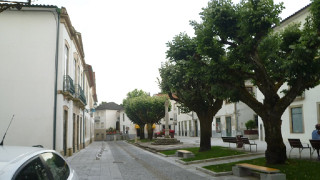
left=204, top=157, right=320, bottom=180
left=168, top=0, right=320, bottom=163
left=245, top=120, right=257, bottom=130
left=123, top=89, right=169, bottom=128
left=159, top=146, right=245, bottom=161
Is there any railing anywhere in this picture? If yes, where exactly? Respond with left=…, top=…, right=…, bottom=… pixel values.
left=75, top=84, right=87, bottom=105
left=63, top=75, right=75, bottom=94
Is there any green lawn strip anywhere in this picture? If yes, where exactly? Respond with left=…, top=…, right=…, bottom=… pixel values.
left=160, top=146, right=246, bottom=161
left=127, top=139, right=154, bottom=143
left=203, top=157, right=320, bottom=180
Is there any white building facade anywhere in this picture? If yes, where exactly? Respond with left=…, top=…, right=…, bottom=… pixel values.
left=257, top=4, right=320, bottom=143
left=0, top=5, right=98, bottom=156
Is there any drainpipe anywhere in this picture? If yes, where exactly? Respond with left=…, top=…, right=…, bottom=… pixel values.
left=53, top=8, right=61, bottom=150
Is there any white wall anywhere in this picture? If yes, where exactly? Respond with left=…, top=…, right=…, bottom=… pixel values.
left=0, top=8, right=58, bottom=148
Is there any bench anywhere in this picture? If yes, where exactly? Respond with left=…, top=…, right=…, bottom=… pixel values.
left=309, top=139, right=320, bottom=158
left=221, top=137, right=237, bottom=147
left=175, top=150, right=195, bottom=158
left=288, top=138, right=311, bottom=158
left=241, top=137, right=257, bottom=152
left=232, top=163, right=286, bottom=180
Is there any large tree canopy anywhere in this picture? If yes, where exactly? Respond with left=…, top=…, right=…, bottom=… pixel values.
left=123, top=89, right=149, bottom=139
left=159, top=33, right=223, bottom=151
left=188, top=0, right=320, bottom=164
left=123, top=89, right=169, bottom=140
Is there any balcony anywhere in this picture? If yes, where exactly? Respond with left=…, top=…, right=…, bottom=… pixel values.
left=74, top=84, right=87, bottom=108
left=61, top=75, right=75, bottom=100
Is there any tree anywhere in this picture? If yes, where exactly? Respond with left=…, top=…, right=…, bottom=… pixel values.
left=123, top=89, right=149, bottom=139
left=189, top=0, right=320, bottom=164
left=123, top=89, right=169, bottom=140
left=159, top=33, right=223, bottom=152
left=129, top=95, right=168, bottom=140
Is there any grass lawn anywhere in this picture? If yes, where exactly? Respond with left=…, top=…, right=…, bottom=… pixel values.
left=160, top=146, right=246, bottom=162
left=203, top=157, right=320, bottom=180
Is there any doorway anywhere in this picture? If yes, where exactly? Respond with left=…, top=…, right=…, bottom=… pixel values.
left=73, top=114, right=76, bottom=153
left=226, top=116, right=232, bottom=137
left=194, top=120, right=198, bottom=137
left=63, top=110, right=68, bottom=156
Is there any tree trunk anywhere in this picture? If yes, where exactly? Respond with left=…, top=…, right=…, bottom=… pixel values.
left=263, top=116, right=287, bottom=164
left=139, top=124, right=145, bottom=140
left=198, top=114, right=213, bottom=152
left=147, top=123, right=153, bottom=140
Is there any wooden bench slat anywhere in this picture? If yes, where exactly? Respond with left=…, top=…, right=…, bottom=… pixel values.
left=237, top=163, right=280, bottom=173
left=177, top=150, right=192, bottom=153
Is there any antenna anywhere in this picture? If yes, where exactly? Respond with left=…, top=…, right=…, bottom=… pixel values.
left=0, top=115, right=14, bottom=146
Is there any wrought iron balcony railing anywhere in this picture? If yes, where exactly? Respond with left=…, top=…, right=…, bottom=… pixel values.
left=75, top=84, right=87, bottom=105
left=63, top=75, right=75, bottom=95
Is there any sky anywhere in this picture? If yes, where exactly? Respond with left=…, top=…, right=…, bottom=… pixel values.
left=33, top=0, right=311, bottom=105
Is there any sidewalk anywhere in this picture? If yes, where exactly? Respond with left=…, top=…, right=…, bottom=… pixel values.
left=66, top=136, right=317, bottom=180
left=67, top=142, right=122, bottom=180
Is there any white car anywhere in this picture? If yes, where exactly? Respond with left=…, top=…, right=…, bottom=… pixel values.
left=0, top=146, right=78, bottom=180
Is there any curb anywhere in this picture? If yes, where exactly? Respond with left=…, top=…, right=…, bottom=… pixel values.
left=175, top=152, right=264, bottom=165
left=195, top=167, right=233, bottom=177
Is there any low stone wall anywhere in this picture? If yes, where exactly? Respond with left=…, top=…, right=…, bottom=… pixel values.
left=151, top=138, right=181, bottom=145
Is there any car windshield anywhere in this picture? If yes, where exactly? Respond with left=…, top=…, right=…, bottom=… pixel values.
left=40, top=152, right=70, bottom=180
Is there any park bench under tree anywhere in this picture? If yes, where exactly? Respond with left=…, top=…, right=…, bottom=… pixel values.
left=221, top=137, right=238, bottom=147
left=241, top=137, right=257, bottom=152
left=309, top=139, right=320, bottom=158
left=288, top=138, right=311, bottom=158
left=232, top=163, right=286, bottom=180
left=175, top=150, right=195, bottom=158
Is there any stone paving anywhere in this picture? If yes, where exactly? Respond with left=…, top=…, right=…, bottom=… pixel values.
left=67, top=136, right=318, bottom=180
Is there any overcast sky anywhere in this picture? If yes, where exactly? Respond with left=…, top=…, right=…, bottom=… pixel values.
left=34, top=0, right=311, bottom=104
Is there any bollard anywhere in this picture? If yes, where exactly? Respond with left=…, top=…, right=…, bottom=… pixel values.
left=135, top=136, right=137, bottom=143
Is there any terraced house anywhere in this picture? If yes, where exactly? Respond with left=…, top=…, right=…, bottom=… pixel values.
left=0, top=5, right=98, bottom=156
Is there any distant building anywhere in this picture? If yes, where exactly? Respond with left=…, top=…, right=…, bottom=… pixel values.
left=94, top=102, right=123, bottom=141
left=0, top=5, right=98, bottom=156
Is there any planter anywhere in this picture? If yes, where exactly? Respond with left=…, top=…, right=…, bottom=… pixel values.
left=243, top=130, right=258, bottom=140
left=244, top=130, right=258, bottom=134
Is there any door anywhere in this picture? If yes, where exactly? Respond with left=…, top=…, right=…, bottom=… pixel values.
left=63, top=110, right=68, bottom=156
left=226, top=117, right=232, bottom=137
left=195, top=120, right=198, bottom=137
left=72, top=114, right=76, bottom=153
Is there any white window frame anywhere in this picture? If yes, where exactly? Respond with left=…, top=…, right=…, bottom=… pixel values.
left=289, top=105, right=304, bottom=133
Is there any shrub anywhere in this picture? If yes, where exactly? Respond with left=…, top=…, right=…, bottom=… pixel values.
left=245, top=120, right=257, bottom=130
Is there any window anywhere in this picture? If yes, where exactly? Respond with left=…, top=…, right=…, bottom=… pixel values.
left=216, top=118, right=221, bottom=133
left=101, top=122, right=104, bottom=128
left=123, top=113, right=125, bottom=122
left=73, top=59, right=76, bottom=80
left=291, top=106, right=304, bottom=133
left=318, top=103, right=320, bottom=124
left=41, top=152, right=70, bottom=180
left=15, top=157, right=50, bottom=180
left=64, top=45, right=69, bottom=75
left=246, top=87, right=253, bottom=94
left=254, top=114, right=258, bottom=127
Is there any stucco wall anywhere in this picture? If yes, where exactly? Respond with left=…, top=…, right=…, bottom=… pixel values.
left=0, top=9, right=58, bottom=148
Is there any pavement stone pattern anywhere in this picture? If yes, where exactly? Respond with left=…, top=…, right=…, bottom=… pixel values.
left=67, top=136, right=316, bottom=180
